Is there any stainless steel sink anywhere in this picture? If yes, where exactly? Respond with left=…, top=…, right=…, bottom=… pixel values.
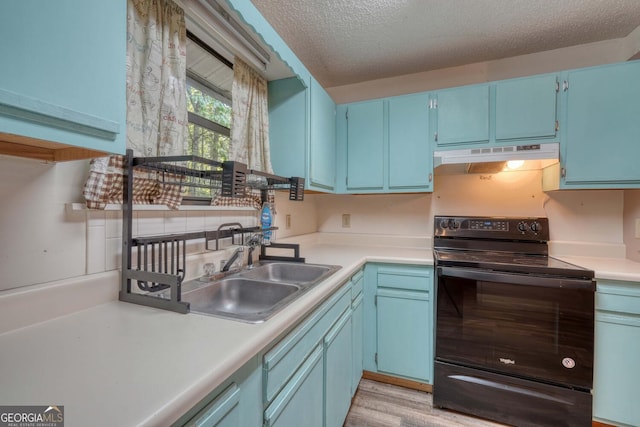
left=182, top=278, right=302, bottom=323
left=238, top=262, right=335, bottom=284
left=180, top=262, right=341, bottom=323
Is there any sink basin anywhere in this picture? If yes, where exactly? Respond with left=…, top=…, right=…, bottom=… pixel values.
left=178, top=262, right=341, bottom=323
left=182, top=278, right=302, bottom=323
left=238, top=262, right=337, bottom=284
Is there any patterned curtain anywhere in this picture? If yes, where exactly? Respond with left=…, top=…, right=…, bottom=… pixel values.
left=83, top=0, right=187, bottom=209
left=212, top=57, right=274, bottom=209
left=229, top=57, right=273, bottom=173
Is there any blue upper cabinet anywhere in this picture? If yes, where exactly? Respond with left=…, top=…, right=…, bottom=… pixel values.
left=431, top=84, right=490, bottom=147
left=554, top=61, right=640, bottom=188
left=388, top=93, right=432, bottom=191
left=345, top=100, right=385, bottom=191
left=337, top=94, right=433, bottom=194
left=309, top=79, right=336, bottom=191
left=495, top=74, right=558, bottom=141
left=0, top=0, right=126, bottom=161
left=268, top=77, right=337, bottom=192
left=268, top=78, right=308, bottom=181
left=542, top=61, right=640, bottom=190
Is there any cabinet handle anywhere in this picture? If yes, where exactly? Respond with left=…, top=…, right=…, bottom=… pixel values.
left=555, top=120, right=559, bottom=131
left=563, top=81, right=569, bottom=91
left=428, top=173, right=433, bottom=182
left=561, top=167, right=566, bottom=178
left=434, top=132, right=438, bottom=142
left=556, top=81, right=560, bottom=92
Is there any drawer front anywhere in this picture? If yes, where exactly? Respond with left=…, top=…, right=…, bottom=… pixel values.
left=264, top=344, right=324, bottom=427
left=377, top=265, right=432, bottom=292
left=351, top=269, right=364, bottom=300
left=596, top=280, right=640, bottom=315
left=184, top=383, right=240, bottom=427
left=263, top=283, right=351, bottom=403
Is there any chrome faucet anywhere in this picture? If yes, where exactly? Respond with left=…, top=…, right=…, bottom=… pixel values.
left=246, top=234, right=263, bottom=269
left=221, top=246, right=244, bottom=272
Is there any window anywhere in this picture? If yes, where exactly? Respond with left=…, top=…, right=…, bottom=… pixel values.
left=184, top=32, right=234, bottom=199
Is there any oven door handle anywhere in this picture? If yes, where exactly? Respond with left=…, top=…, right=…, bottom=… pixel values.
left=437, top=266, right=595, bottom=291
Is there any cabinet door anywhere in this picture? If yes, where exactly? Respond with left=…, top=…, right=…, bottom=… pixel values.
left=594, top=313, right=640, bottom=426
left=268, top=78, right=307, bottom=180
left=495, top=74, right=558, bottom=141
left=351, top=293, right=364, bottom=396
left=433, top=85, right=489, bottom=146
left=264, top=345, right=324, bottom=427
left=0, top=0, right=126, bottom=155
left=324, top=310, right=353, bottom=427
left=346, top=100, right=384, bottom=190
left=309, top=78, right=336, bottom=190
left=563, top=61, right=640, bottom=186
left=388, top=94, right=432, bottom=190
left=376, top=288, right=431, bottom=382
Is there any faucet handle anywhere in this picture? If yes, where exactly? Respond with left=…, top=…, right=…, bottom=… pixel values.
left=203, top=263, right=216, bottom=276
left=247, top=233, right=263, bottom=247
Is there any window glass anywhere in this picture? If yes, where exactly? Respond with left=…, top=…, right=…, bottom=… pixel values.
left=184, top=33, right=234, bottom=199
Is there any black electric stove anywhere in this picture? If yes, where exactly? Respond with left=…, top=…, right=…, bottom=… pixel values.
left=433, top=215, right=593, bottom=279
left=433, top=216, right=595, bottom=427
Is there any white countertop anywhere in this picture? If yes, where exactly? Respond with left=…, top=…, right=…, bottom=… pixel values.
left=2, top=232, right=640, bottom=427
left=0, top=235, right=432, bottom=427
left=556, top=255, right=640, bottom=282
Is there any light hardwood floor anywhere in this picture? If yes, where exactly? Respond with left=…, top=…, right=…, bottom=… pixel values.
left=344, top=379, right=508, bottom=427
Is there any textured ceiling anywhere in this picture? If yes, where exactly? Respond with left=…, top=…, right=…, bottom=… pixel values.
left=249, top=0, right=640, bottom=87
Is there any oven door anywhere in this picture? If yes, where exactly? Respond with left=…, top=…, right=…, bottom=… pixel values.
left=436, top=266, right=594, bottom=389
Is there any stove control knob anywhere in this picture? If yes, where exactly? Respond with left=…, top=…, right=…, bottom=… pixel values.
left=440, top=219, right=449, bottom=229
left=530, top=221, right=541, bottom=233
left=452, top=220, right=461, bottom=229
left=517, top=221, right=528, bottom=233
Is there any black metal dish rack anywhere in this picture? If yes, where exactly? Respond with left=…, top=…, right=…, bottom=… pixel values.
left=119, top=149, right=304, bottom=313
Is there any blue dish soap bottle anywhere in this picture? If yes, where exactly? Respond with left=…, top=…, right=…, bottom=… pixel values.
left=261, top=202, right=272, bottom=245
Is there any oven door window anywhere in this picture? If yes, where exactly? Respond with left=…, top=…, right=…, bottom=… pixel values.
left=436, top=270, right=594, bottom=389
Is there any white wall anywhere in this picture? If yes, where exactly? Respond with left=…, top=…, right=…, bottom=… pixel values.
left=0, top=157, right=262, bottom=292
left=624, top=190, right=640, bottom=262
left=306, top=169, right=625, bottom=248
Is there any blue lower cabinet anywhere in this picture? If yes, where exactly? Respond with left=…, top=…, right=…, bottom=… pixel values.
left=351, top=292, right=364, bottom=396
left=324, top=309, right=353, bottom=427
left=363, top=264, right=434, bottom=385
left=184, top=384, right=240, bottom=427
left=593, top=281, right=640, bottom=427
left=264, top=345, right=324, bottom=427
left=175, top=358, right=263, bottom=427
left=376, top=288, right=432, bottom=382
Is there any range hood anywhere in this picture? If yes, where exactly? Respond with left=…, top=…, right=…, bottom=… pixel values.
left=434, top=143, right=559, bottom=174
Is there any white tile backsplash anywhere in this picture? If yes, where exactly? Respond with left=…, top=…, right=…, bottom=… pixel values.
left=137, top=211, right=165, bottom=236
left=82, top=208, right=261, bottom=279
left=87, top=222, right=106, bottom=274
left=164, top=210, right=187, bottom=234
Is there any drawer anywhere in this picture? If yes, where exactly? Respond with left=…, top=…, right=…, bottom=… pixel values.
left=263, top=283, right=351, bottom=404
left=183, top=383, right=240, bottom=427
left=596, top=280, right=640, bottom=316
left=351, top=269, right=364, bottom=300
left=264, top=344, right=324, bottom=427
left=377, top=265, right=432, bottom=292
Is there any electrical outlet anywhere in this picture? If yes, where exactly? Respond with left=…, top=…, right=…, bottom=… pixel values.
left=285, top=214, right=291, bottom=230
left=636, top=218, right=640, bottom=238
left=342, top=213, right=351, bottom=228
